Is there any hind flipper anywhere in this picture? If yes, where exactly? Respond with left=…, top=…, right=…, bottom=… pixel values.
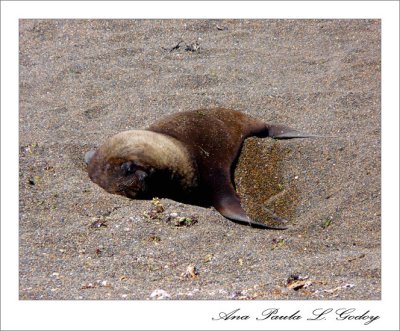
left=266, top=124, right=320, bottom=139
left=248, top=121, right=321, bottom=139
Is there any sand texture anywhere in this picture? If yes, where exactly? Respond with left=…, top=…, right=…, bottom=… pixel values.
left=19, top=19, right=381, bottom=300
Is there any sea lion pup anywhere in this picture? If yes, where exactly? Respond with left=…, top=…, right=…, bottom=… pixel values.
left=86, top=108, right=314, bottom=230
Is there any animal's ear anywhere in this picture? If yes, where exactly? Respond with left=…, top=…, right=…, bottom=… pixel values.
left=266, top=125, right=317, bottom=139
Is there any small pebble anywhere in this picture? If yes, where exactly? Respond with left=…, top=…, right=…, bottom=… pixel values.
left=181, top=264, right=199, bottom=279
left=150, top=289, right=171, bottom=300
left=100, top=280, right=110, bottom=287
left=343, top=283, right=355, bottom=289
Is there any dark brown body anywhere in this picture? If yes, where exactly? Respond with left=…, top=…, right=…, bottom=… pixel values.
left=87, top=108, right=311, bottom=229
left=147, top=109, right=267, bottom=205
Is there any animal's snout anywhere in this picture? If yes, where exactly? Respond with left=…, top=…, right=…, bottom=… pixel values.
left=84, top=149, right=96, bottom=165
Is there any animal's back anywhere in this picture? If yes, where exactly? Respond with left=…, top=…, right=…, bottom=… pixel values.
left=147, top=108, right=264, bottom=172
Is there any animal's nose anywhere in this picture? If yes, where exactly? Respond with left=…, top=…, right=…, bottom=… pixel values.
left=84, top=149, right=96, bottom=165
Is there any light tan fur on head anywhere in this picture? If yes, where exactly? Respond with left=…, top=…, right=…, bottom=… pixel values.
left=100, top=130, right=197, bottom=189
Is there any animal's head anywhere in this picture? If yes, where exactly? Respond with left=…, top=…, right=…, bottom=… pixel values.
left=85, top=130, right=161, bottom=199
left=85, top=130, right=196, bottom=200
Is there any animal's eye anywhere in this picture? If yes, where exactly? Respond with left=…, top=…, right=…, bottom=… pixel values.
left=120, top=161, right=135, bottom=175
left=135, top=170, right=147, bottom=181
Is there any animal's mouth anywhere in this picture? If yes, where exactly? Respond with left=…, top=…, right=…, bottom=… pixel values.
left=122, top=188, right=139, bottom=199
left=118, top=172, right=149, bottom=199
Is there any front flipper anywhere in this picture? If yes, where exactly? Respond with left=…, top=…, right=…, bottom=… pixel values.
left=212, top=183, right=288, bottom=230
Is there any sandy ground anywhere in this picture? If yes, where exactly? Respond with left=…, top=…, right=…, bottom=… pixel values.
left=19, top=19, right=380, bottom=300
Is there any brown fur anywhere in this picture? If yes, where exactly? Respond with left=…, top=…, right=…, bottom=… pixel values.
left=86, top=108, right=310, bottom=229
